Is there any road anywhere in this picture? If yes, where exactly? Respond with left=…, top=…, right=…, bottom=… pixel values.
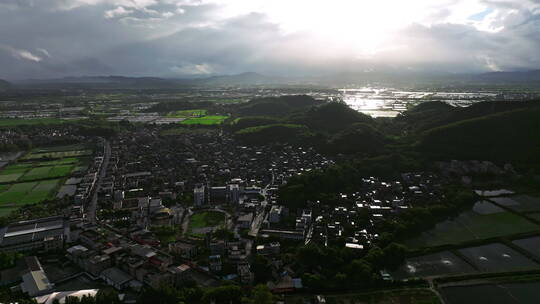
left=247, top=171, right=274, bottom=238
left=86, top=138, right=111, bottom=225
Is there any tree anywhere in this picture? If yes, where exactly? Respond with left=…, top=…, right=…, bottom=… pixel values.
left=382, top=243, right=407, bottom=271
left=95, top=288, right=121, bottom=304
left=202, top=284, right=243, bottom=304
left=242, top=285, right=274, bottom=304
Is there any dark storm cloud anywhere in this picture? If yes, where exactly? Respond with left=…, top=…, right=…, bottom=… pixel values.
left=0, top=0, right=539, bottom=79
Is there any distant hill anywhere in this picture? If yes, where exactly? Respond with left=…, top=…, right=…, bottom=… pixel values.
left=0, top=79, right=11, bottom=90
left=236, top=95, right=322, bottom=117
left=417, top=106, right=540, bottom=164
left=470, top=70, right=540, bottom=84
left=16, top=76, right=179, bottom=89
left=229, top=116, right=282, bottom=132
left=10, top=69, right=540, bottom=89
left=190, top=72, right=285, bottom=87
left=397, top=100, right=540, bottom=132
left=234, top=124, right=314, bottom=145
left=288, top=101, right=373, bottom=133
left=324, top=123, right=388, bottom=155
left=14, top=72, right=287, bottom=89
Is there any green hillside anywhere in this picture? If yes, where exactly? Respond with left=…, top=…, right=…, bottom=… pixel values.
left=417, top=106, right=540, bottom=164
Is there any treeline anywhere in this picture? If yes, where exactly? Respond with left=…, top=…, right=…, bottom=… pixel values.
left=417, top=106, right=540, bottom=167
left=146, top=100, right=213, bottom=113
left=234, top=124, right=315, bottom=146
left=0, top=197, right=72, bottom=225
left=393, top=99, right=540, bottom=134
left=297, top=242, right=407, bottom=292
left=230, top=97, right=391, bottom=156
left=233, top=95, right=322, bottom=117
left=138, top=282, right=275, bottom=304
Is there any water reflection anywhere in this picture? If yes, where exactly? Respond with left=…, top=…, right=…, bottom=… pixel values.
left=341, top=87, right=500, bottom=118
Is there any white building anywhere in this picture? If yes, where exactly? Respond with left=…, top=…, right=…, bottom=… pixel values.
left=228, top=184, right=240, bottom=204
left=193, top=184, right=205, bottom=206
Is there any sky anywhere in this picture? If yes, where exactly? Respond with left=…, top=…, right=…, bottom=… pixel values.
left=1, top=0, right=539, bottom=79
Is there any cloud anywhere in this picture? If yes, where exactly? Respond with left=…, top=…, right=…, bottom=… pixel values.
left=170, top=63, right=215, bottom=75
left=0, top=45, right=42, bottom=62
left=36, top=48, right=51, bottom=58
left=104, top=6, right=133, bottom=19
left=0, top=0, right=539, bottom=79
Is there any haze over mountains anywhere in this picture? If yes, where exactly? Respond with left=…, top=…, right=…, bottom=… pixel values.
left=5, top=70, right=540, bottom=89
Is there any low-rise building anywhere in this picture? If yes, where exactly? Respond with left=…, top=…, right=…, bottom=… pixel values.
left=20, top=257, right=53, bottom=297
left=0, top=216, right=70, bottom=252
left=100, top=267, right=133, bottom=290
left=169, top=241, right=198, bottom=260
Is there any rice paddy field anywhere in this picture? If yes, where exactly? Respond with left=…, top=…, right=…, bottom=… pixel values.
left=0, top=143, right=93, bottom=215
left=489, top=195, right=540, bottom=213
left=405, top=201, right=539, bottom=248
left=0, top=179, right=63, bottom=206
left=22, top=149, right=92, bottom=160
left=512, top=236, right=540, bottom=259
left=180, top=115, right=229, bottom=125
left=457, top=243, right=539, bottom=272
left=0, top=162, right=79, bottom=184
left=393, top=251, right=477, bottom=279
left=440, top=281, right=540, bottom=304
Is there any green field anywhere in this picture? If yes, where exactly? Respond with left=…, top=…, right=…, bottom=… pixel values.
left=33, top=144, right=87, bottom=153
left=0, top=171, right=26, bottom=183
left=0, top=144, right=91, bottom=217
left=180, top=115, right=228, bottom=125
left=0, top=207, right=18, bottom=217
left=0, top=163, right=76, bottom=183
left=189, top=211, right=225, bottom=230
left=0, top=181, right=39, bottom=204
left=19, top=179, right=61, bottom=204
left=18, top=165, right=75, bottom=182
left=0, top=118, right=68, bottom=127
left=22, top=150, right=92, bottom=160
left=406, top=206, right=539, bottom=248
left=0, top=179, right=62, bottom=207
left=166, top=109, right=207, bottom=118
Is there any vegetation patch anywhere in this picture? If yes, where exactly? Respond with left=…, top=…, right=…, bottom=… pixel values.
left=22, top=149, right=92, bottom=160
left=189, top=211, right=225, bottom=229
left=166, top=109, right=207, bottom=118
left=0, top=179, right=62, bottom=206
left=32, top=144, right=88, bottom=153
left=180, top=115, right=228, bottom=125
left=405, top=208, right=539, bottom=248
left=0, top=118, right=69, bottom=127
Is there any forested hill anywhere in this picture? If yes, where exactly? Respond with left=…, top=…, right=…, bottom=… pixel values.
left=417, top=106, right=540, bottom=165
left=395, top=100, right=540, bottom=132
left=0, top=79, right=11, bottom=90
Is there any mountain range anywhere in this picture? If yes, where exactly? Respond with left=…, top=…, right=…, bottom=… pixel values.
left=6, top=70, right=540, bottom=89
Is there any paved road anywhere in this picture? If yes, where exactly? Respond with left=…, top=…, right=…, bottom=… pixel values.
left=86, top=138, right=111, bottom=224
left=247, top=171, right=274, bottom=238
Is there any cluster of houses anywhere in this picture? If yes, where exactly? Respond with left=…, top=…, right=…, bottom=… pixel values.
left=307, top=173, right=443, bottom=249
left=0, top=124, right=456, bottom=301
